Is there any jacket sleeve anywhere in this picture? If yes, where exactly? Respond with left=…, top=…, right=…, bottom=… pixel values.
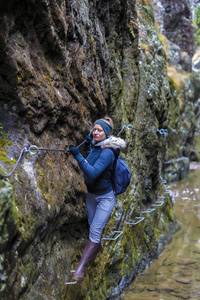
left=74, top=149, right=114, bottom=179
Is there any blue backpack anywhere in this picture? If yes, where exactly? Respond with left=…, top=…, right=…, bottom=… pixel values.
left=111, top=150, right=131, bottom=195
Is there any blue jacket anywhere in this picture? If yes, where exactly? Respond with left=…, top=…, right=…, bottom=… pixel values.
left=74, top=137, right=126, bottom=195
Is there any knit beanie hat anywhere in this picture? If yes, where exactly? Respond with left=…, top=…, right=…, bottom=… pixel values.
left=93, top=119, right=113, bottom=137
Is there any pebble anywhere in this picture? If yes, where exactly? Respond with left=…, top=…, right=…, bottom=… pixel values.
left=175, top=277, right=191, bottom=284
left=175, top=257, right=197, bottom=265
left=195, top=278, right=200, bottom=281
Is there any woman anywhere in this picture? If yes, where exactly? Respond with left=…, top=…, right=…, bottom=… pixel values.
left=69, top=117, right=126, bottom=281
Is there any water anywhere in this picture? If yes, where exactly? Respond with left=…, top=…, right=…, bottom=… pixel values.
left=117, top=167, right=200, bottom=300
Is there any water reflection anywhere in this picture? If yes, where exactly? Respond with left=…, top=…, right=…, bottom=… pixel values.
left=118, top=169, right=200, bottom=300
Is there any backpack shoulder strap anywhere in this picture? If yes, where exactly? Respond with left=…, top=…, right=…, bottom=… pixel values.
left=108, top=148, right=120, bottom=159
left=101, top=148, right=120, bottom=158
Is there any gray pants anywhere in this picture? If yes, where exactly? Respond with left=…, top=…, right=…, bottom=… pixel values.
left=86, top=190, right=117, bottom=243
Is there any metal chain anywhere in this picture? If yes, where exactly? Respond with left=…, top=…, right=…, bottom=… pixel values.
left=156, top=129, right=168, bottom=137
left=117, top=124, right=168, bottom=137
left=116, top=124, right=134, bottom=136
left=0, top=124, right=168, bottom=178
left=28, top=138, right=87, bottom=156
left=0, top=147, right=29, bottom=178
left=0, top=139, right=87, bottom=178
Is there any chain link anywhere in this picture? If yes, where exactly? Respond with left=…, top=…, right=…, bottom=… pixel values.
left=0, top=124, right=168, bottom=178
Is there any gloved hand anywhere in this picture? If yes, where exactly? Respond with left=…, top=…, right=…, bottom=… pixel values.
left=85, top=135, right=92, bottom=145
left=69, top=147, right=80, bottom=157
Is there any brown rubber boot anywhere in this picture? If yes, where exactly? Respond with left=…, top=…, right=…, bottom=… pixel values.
left=89, top=240, right=103, bottom=261
left=72, top=239, right=101, bottom=281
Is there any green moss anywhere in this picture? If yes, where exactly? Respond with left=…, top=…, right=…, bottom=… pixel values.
left=17, top=174, right=24, bottom=183
left=194, top=6, right=200, bottom=48
left=18, top=225, right=35, bottom=242
left=0, top=180, right=18, bottom=248
left=0, top=0, right=182, bottom=298
left=0, top=124, right=14, bottom=167
left=0, top=156, right=6, bottom=161
left=0, top=157, right=16, bottom=165
left=166, top=207, right=174, bottom=222
left=129, top=26, right=135, bottom=38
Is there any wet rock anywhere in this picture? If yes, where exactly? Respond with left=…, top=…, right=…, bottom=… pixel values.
left=169, top=292, right=191, bottom=299
left=0, top=180, right=18, bottom=293
left=192, top=49, right=200, bottom=72
left=0, top=0, right=199, bottom=299
left=168, top=41, right=182, bottom=66
left=164, top=1, right=194, bottom=57
left=175, top=257, right=197, bottom=265
left=152, top=0, right=200, bottom=180
left=175, top=277, right=192, bottom=284
left=163, top=157, right=190, bottom=182
left=156, top=265, right=169, bottom=275
left=0, top=180, right=18, bottom=252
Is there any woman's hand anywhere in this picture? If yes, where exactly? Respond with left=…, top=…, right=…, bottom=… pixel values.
left=69, top=147, right=80, bottom=157
left=85, top=135, right=92, bottom=145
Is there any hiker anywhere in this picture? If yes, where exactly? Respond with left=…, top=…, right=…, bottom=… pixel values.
left=69, top=116, right=126, bottom=281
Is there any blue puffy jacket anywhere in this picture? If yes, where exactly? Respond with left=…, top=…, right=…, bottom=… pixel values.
left=74, top=137, right=126, bottom=195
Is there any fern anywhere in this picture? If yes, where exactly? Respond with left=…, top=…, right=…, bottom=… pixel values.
left=194, top=6, right=200, bottom=48
left=129, top=26, right=135, bottom=38
left=194, top=6, right=200, bottom=26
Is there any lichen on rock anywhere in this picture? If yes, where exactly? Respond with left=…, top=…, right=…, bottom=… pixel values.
left=0, top=0, right=199, bottom=299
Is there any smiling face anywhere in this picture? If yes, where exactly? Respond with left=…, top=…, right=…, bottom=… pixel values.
left=92, top=124, right=106, bottom=142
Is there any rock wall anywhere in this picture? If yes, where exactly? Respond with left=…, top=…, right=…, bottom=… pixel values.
left=0, top=0, right=197, bottom=299
left=152, top=0, right=200, bottom=181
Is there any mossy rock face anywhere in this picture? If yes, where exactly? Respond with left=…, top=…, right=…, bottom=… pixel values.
left=0, top=180, right=18, bottom=295
left=0, top=180, right=17, bottom=251
left=163, top=157, right=190, bottom=182
left=0, top=0, right=197, bottom=299
left=153, top=0, right=200, bottom=180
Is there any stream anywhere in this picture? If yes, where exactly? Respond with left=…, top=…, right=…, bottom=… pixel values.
left=117, top=165, right=200, bottom=300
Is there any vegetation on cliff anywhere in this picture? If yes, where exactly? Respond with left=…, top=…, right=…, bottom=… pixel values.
left=0, top=0, right=199, bottom=299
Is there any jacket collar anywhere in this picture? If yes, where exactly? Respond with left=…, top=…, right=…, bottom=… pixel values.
left=93, top=136, right=126, bottom=150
